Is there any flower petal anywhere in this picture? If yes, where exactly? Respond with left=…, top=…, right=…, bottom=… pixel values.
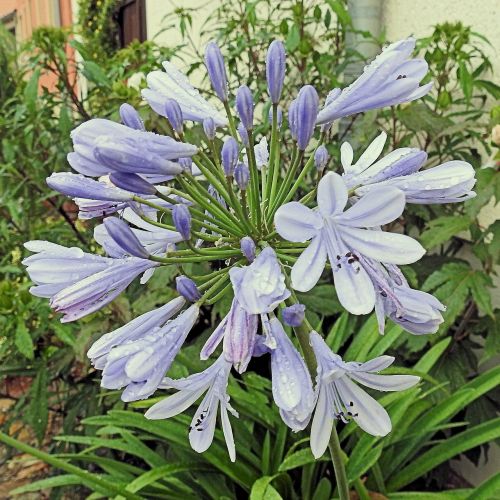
left=291, top=235, right=327, bottom=292
left=349, top=372, right=420, bottom=391
left=317, top=172, right=348, bottom=217
left=310, top=386, right=334, bottom=459
left=336, top=377, right=392, bottom=436
left=338, top=186, right=405, bottom=227
left=274, top=202, right=323, bottom=242
left=333, top=262, right=375, bottom=315
left=340, top=227, right=425, bottom=265
left=353, top=131, right=387, bottom=173
left=221, top=405, right=236, bottom=462
left=145, top=386, right=206, bottom=419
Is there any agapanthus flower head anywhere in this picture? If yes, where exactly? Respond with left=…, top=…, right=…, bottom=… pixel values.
left=266, top=40, right=286, bottom=103
left=236, top=85, right=254, bottom=130
left=119, top=103, right=145, bottom=131
left=26, top=35, right=475, bottom=464
left=205, top=41, right=229, bottom=102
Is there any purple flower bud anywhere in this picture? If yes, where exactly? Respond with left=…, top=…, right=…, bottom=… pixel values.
left=103, top=217, right=149, bottom=258
left=266, top=40, right=286, bottom=104
left=205, top=41, right=228, bottom=102
left=164, top=98, right=183, bottom=134
left=221, top=137, right=239, bottom=177
left=109, top=172, right=156, bottom=195
left=240, top=236, right=256, bottom=262
left=296, top=85, right=319, bottom=150
left=203, top=117, right=216, bottom=141
left=288, top=99, right=298, bottom=140
left=314, top=145, right=329, bottom=171
left=237, top=122, right=249, bottom=147
left=282, top=303, right=306, bottom=327
left=234, top=162, right=249, bottom=190
left=268, top=106, right=283, bottom=128
left=178, top=157, right=193, bottom=172
left=236, top=85, right=254, bottom=130
left=119, top=103, right=145, bottom=131
left=176, top=276, right=201, bottom=302
left=172, top=204, right=191, bottom=240
left=47, top=172, right=133, bottom=201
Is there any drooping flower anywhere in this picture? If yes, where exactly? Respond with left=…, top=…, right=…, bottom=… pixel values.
left=229, top=247, right=290, bottom=314
left=316, top=38, right=432, bottom=126
left=87, top=296, right=186, bottom=368
left=68, top=119, right=196, bottom=177
left=172, top=204, right=192, bottom=240
left=103, top=217, right=150, bottom=259
left=264, top=316, right=315, bottom=430
left=98, top=304, right=199, bottom=402
left=23, top=241, right=158, bottom=322
left=314, top=145, right=329, bottom=172
left=200, top=298, right=258, bottom=374
left=143, top=61, right=228, bottom=127
left=274, top=172, right=425, bottom=314
left=109, top=172, right=156, bottom=195
left=221, top=137, right=239, bottom=177
left=309, top=331, right=419, bottom=458
left=234, top=162, right=250, bottom=190
left=235, top=85, right=254, bottom=130
left=240, top=236, right=256, bottom=262
left=145, top=355, right=238, bottom=461
left=341, top=132, right=476, bottom=203
left=360, top=258, right=446, bottom=335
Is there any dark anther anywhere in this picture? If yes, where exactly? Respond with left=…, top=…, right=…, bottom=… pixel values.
left=396, top=74, right=407, bottom=79
left=381, top=291, right=388, bottom=297
left=337, top=263, right=342, bottom=269
left=336, top=255, right=341, bottom=260
left=349, top=401, right=354, bottom=407
left=354, top=413, right=359, bottom=417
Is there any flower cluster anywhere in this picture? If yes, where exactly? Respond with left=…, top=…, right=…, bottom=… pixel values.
left=24, top=37, right=475, bottom=461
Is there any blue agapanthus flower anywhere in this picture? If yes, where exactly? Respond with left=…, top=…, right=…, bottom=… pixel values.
left=23, top=36, right=475, bottom=462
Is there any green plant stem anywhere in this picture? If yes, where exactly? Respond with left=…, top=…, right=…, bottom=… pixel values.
left=354, top=478, right=371, bottom=500
left=223, top=100, right=238, bottom=138
left=284, top=296, right=350, bottom=500
left=246, top=131, right=262, bottom=230
left=0, top=431, right=141, bottom=499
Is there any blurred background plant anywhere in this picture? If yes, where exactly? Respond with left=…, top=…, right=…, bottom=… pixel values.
left=0, top=0, right=498, bottom=497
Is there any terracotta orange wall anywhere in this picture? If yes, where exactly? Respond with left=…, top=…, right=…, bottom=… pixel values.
left=0, top=0, right=75, bottom=92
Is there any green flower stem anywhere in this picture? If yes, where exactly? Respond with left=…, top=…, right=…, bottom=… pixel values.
left=267, top=150, right=303, bottom=222
left=176, top=177, right=246, bottom=236
left=0, top=431, right=141, bottom=500
left=241, top=190, right=249, bottom=221
left=150, top=250, right=241, bottom=264
left=205, top=281, right=232, bottom=305
left=198, top=267, right=231, bottom=290
left=190, top=156, right=234, bottom=208
left=198, top=273, right=230, bottom=305
left=266, top=103, right=280, bottom=205
left=354, top=478, right=371, bottom=500
left=223, top=101, right=238, bottom=138
left=246, top=131, right=262, bottom=229
left=186, top=240, right=235, bottom=256
left=284, top=293, right=350, bottom=500
left=226, top=177, right=256, bottom=235
left=198, top=148, right=227, bottom=187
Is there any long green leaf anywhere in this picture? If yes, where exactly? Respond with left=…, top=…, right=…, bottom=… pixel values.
left=388, top=418, right=500, bottom=490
